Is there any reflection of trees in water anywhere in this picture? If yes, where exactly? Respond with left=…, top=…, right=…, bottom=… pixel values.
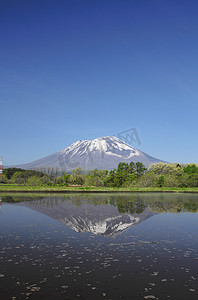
left=183, top=200, right=198, bottom=212
left=1, top=195, right=15, bottom=203
left=109, top=196, right=146, bottom=214
left=1, top=193, right=198, bottom=213
left=0, top=195, right=45, bottom=203
left=146, top=198, right=198, bottom=213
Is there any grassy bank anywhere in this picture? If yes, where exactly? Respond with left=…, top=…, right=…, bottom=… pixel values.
left=1, top=184, right=198, bottom=193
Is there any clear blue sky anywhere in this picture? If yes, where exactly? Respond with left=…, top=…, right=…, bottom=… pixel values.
left=1, top=0, right=198, bottom=165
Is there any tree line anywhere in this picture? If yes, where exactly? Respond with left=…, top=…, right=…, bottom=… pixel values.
left=1, top=162, right=198, bottom=188
left=1, top=193, right=198, bottom=213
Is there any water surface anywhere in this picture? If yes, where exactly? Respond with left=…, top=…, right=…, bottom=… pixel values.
left=0, top=193, right=198, bottom=299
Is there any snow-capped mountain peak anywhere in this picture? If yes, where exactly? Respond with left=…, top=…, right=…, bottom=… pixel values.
left=13, top=136, right=167, bottom=171
left=61, top=136, right=140, bottom=160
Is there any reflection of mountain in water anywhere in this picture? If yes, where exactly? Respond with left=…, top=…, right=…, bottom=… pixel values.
left=2, top=193, right=198, bottom=235
left=18, top=197, right=153, bottom=237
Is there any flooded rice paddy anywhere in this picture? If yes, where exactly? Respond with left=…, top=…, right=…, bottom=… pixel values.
left=0, top=193, right=198, bottom=300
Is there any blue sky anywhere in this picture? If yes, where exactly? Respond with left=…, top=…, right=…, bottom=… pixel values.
left=1, top=0, right=198, bottom=165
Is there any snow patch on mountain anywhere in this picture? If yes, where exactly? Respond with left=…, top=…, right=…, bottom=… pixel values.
left=60, top=136, right=140, bottom=160
left=12, top=135, right=167, bottom=171
left=60, top=214, right=140, bottom=236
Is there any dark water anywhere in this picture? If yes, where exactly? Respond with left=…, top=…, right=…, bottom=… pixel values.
left=0, top=193, right=198, bottom=300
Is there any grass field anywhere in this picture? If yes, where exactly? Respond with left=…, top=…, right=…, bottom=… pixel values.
left=1, top=184, right=198, bottom=193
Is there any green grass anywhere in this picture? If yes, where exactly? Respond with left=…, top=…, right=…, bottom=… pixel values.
left=1, top=184, right=198, bottom=193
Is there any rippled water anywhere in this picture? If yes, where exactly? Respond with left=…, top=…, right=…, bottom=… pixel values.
left=0, top=193, right=198, bottom=299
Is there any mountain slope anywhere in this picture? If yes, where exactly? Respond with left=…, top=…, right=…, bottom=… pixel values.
left=14, top=136, right=167, bottom=171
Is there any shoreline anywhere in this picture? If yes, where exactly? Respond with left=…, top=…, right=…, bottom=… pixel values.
left=1, top=187, right=198, bottom=194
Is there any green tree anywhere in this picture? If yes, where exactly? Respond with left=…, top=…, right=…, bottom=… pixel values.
left=69, top=168, right=84, bottom=185
left=114, top=163, right=129, bottom=187
left=26, top=176, right=42, bottom=186
left=156, top=175, right=165, bottom=187
left=137, top=172, right=158, bottom=187
left=135, top=162, right=147, bottom=178
left=11, top=172, right=27, bottom=185
left=149, top=163, right=183, bottom=176
left=104, top=169, right=116, bottom=187
left=129, top=161, right=136, bottom=174
left=0, top=174, right=8, bottom=184
left=184, top=164, right=198, bottom=174
left=72, top=167, right=83, bottom=175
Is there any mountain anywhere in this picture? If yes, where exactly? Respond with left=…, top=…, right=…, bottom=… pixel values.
left=18, top=196, right=154, bottom=237
left=13, top=136, right=166, bottom=171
